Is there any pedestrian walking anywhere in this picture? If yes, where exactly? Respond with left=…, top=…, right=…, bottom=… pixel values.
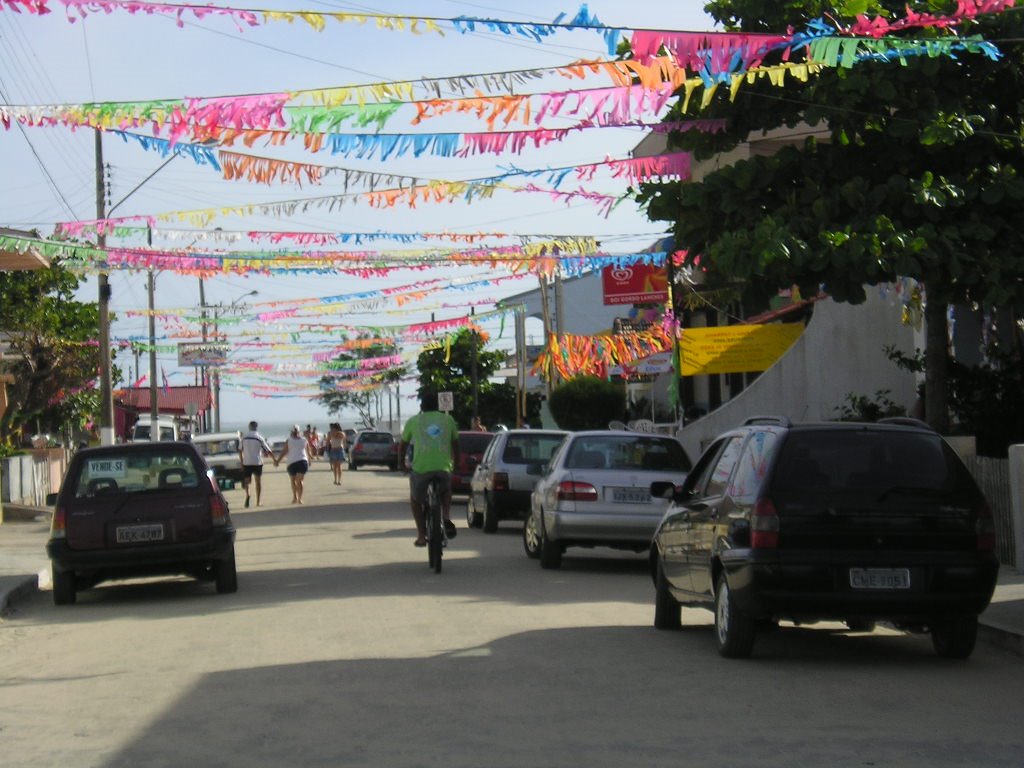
left=326, top=422, right=348, bottom=486
left=239, top=420, right=274, bottom=508
left=275, top=424, right=312, bottom=504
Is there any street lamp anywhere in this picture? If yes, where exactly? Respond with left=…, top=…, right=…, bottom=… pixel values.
left=212, top=289, right=257, bottom=431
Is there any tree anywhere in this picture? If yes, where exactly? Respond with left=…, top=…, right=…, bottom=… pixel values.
left=315, top=336, right=404, bottom=429
left=548, top=376, right=626, bottom=430
left=0, top=259, right=103, bottom=446
left=414, top=327, right=510, bottom=428
left=638, top=1, right=1024, bottom=434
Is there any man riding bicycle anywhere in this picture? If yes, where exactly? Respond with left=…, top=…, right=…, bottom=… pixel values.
left=399, top=390, right=460, bottom=547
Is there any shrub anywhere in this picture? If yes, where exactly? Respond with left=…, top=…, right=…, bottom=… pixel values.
left=548, top=376, right=626, bottom=430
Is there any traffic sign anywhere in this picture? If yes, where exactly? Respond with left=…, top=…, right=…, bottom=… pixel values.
left=438, top=391, right=454, bottom=412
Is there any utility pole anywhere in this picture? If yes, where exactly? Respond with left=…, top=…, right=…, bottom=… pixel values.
left=95, top=130, right=115, bottom=445
left=199, top=277, right=208, bottom=433
left=470, top=306, right=479, bottom=420
left=148, top=268, right=158, bottom=425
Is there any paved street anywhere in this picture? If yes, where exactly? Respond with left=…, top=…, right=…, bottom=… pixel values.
left=2, top=460, right=1023, bottom=768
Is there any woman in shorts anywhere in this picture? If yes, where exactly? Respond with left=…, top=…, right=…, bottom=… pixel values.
left=275, top=424, right=312, bottom=504
left=326, top=422, right=348, bottom=486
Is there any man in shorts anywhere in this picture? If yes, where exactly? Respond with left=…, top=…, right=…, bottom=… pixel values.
left=239, top=420, right=273, bottom=508
left=399, top=391, right=460, bottom=547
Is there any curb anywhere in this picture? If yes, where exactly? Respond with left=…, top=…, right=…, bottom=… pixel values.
left=978, top=620, right=1024, bottom=657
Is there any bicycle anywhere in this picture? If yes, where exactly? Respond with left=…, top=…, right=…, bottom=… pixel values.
left=425, top=476, right=446, bottom=573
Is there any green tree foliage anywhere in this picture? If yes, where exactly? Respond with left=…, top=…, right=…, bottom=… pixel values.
left=638, top=1, right=1024, bottom=433
left=548, top=376, right=626, bottom=430
left=0, top=259, right=102, bottom=445
left=414, top=328, right=518, bottom=428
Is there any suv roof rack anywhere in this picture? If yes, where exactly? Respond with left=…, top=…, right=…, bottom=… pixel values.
left=742, top=416, right=792, bottom=427
left=877, top=417, right=934, bottom=430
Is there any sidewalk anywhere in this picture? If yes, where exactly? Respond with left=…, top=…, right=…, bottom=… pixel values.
left=2, top=501, right=1023, bottom=656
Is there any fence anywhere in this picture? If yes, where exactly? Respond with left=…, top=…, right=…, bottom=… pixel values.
left=966, top=456, right=1016, bottom=569
left=0, top=449, right=66, bottom=508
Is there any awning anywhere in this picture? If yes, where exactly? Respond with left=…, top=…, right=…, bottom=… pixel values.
left=0, top=246, right=49, bottom=271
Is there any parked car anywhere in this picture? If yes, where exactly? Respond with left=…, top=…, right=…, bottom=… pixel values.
left=526, top=430, right=691, bottom=566
left=191, top=431, right=243, bottom=481
left=452, top=431, right=494, bottom=497
left=348, top=430, right=398, bottom=470
left=467, top=429, right=568, bottom=533
left=650, top=416, right=1000, bottom=659
left=45, top=441, right=237, bottom=605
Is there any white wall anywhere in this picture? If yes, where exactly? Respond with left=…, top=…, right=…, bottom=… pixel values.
left=676, top=289, right=918, bottom=460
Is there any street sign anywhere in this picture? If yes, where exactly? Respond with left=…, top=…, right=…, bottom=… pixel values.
left=438, top=391, right=454, bottom=412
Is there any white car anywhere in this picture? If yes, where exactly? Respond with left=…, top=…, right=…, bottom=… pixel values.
left=525, top=430, right=691, bottom=569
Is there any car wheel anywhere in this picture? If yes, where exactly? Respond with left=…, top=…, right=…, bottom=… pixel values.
left=653, top=558, right=681, bottom=630
left=482, top=495, right=499, bottom=534
left=522, top=512, right=542, bottom=559
left=539, top=516, right=562, bottom=570
left=714, top=573, right=755, bottom=658
left=931, top=614, right=978, bottom=659
left=465, top=496, right=482, bottom=529
left=388, top=461, right=398, bottom=471
left=349, top=461, right=357, bottom=471
left=215, top=547, right=238, bottom=594
left=52, top=566, right=76, bottom=606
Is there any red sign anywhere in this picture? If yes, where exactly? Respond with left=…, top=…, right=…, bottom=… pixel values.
left=601, top=263, right=668, bottom=306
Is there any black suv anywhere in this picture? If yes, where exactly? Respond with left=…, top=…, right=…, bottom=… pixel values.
left=650, top=417, right=999, bottom=659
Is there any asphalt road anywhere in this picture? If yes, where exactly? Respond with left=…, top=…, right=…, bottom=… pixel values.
left=1, top=460, right=1023, bottom=768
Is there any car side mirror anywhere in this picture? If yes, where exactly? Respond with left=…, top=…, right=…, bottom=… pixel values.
left=650, top=481, right=676, bottom=500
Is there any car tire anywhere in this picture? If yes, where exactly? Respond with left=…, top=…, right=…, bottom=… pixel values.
left=931, top=614, right=978, bottom=659
left=388, top=462, right=398, bottom=471
left=466, top=496, right=482, bottom=529
left=522, top=512, right=542, bottom=559
left=215, top=547, right=238, bottom=594
left=482, top=495, right=499, bottom=534
left=653, top=559, right=681, bottom=630
left=52, top=566, right=76, bottom=606
left=539, top=516, right=562, bottom=570
left=714, top=573, right=755, bottom=658
left=349, top=461, right=357, bottom=471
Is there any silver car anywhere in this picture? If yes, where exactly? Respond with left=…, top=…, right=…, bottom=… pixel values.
left=525, top=430, right=691, bottom=568
left=466, top=429, right=568, bottom=533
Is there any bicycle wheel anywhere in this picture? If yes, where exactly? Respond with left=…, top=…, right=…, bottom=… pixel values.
left=427, top=482, right=443, bottom=573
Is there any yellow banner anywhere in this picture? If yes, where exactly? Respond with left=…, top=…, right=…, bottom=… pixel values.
left=679, top=324, right=804, bottom=376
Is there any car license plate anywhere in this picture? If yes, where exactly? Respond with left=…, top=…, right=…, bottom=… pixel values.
left=116, top=524, right=165, bottom=544
left=849, top=568, right=910, bottom=590
left=611, top=487, right=651, bottom=504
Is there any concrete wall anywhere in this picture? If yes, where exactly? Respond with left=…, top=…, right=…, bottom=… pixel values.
left=0, top=449, right=65, bottom=507
left=675, top=289, right=918, bottom=460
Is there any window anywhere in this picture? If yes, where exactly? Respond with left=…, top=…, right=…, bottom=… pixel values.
left=75, top=451, right=200, bottom=497
left=702, top=437, right=743, bottom=497
left=504, top=435, right=565, bottom=464
left=728, top=431, right=779, bottom=499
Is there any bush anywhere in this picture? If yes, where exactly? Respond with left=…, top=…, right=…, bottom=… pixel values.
left=833, top=390, right=906, bottom=422
left=548, top=376, right=625, bottom=430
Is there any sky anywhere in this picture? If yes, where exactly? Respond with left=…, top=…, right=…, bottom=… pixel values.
left=0, top=0, right=717, bottom=427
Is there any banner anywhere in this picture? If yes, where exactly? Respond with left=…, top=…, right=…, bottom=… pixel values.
left=679, top=324, right=803, bottom=376
left=602, top=263, right=668, bottom=305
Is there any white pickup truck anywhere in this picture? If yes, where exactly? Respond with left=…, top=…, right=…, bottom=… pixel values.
left=131, top=415, right=179, bottom=442
left=191, top=431, right=244, bottom=481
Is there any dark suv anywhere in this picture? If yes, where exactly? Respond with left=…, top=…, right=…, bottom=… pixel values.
left=46, top=442, right=237, bottom=605
left=650, top=417, right=999, bottom=659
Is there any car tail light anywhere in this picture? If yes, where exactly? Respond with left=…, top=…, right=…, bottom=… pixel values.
left=50, top=504, right=67, bottom=540
left=208, top=477, right=229, bottom=527
left=492, top=472, right=509, bottom=492
left=751, top=497, right=779, bottom=549
left=975, top=498, right=995, bottom=553
left=557, top=481, right=598, bottom=502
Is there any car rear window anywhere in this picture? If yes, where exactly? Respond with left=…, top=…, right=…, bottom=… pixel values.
left=459, top=433, right=493, bottom=453
left=359, top=433, right=393, bottom=444
left=772, top=430, right=967, bottom=492
left=503, top=434, right=566, bottom=464
left=565, top=435, right=691, bottom=472
left=194, top=439, right=239, bottom=456
left=72, top=450, right=202, bottom=498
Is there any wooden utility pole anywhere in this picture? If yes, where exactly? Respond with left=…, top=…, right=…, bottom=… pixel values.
left=95, top=130, right=115, bottom=445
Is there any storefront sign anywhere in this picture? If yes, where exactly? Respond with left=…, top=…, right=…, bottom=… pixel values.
left=602, top=263, right=668, bottom=306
